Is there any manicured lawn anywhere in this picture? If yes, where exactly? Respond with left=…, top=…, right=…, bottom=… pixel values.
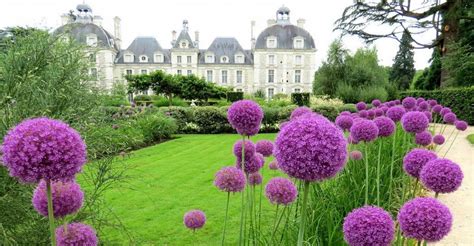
left=80, top=134, right=284, bottom=245
left=468, top=134, right=474, bottom=145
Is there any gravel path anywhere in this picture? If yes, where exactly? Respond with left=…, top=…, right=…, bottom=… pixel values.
left=432, top=125, right=474, bottom=245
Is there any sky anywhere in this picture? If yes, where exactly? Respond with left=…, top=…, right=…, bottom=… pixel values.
left=1, top=0, right=434, bottom=69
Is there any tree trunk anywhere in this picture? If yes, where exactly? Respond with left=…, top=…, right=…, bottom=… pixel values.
left=439, top=0, right=460, bottom=87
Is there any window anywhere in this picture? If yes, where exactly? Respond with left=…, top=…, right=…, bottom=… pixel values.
left=206, top=55, right=214, bottom=63
left=125, top=69, right=133, bottom=75
left=124, top=54, right=134, bottom=63
left=294, top=88, right=301, bottom=93
left=154, top=54, right=163, bottom=63
left=86, top=34, right=97, bottom=46
left=294, top=38, right=304, bottom=49
left=236, top=70, right=243, bottom=83
left=181, top=41, right=187, bottom=48
left=268, top=70, right=275, bottom=83
left=221, top=56, right=229, bottom=63
left=295, top=70, right=301, bottom=83
left=267, top=37, right=277, bottom=48
left=177, top=56, right=182, bottom=64
left=268, top=55, right=275, bottom=65
left=88, top=53, right=96, bottom=62
left=90, top=68, right=97, bottom=80
left=268, top=88, right=274, bottom=99
left=236, top=88, right=243, bottom=92
left=187, top=70, right=192, bottom=75
left=206, top=70, right=213, bottom=82
left=140, top=55, right=148, bottom=63
left=187, top=56, right=192, bottom=64
left=221, top=70, right=228, bottom=84
left=295, top=55, right=302, bottom=65
left=235, top=55, right=244, bottom=63
left=141, top=69, right=148, bottom=74
left=177, top=70, right=182, bottom=75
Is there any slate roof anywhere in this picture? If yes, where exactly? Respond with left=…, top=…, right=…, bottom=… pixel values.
left=199, top=37, right=253, bottom=65
left=115, top=37, right=171, bottom=64
left=173, top=30, right=195, bottom=49
left=255, top=24, right=315, bottom=50
left=54, top=23, right=118, bottom=50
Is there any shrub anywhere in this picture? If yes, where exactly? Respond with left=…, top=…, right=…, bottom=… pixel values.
left=158, top=107, right=193, bottom=132
left=359, top=86, right=388, bottom=102
left=310, top=95, right=344, bottom=107
left=291, top=93, right=311, bottom=106
left=193, top=107, right=233, bottom=133
left=336, top=83, right=359, bottom=103
left=134, top=95, right=152, bottom=102
left=227, top=92, right=244, bottom=102
left=312, top=105, right=339, bottom=121
left=278, top=105, right=298, bottom=122
left=133, top=114, right=177, bottom=143
left=102, top=95, right=130, bottom=107
left=152, top=96, right=188, bottom=107
left=261, top=107, right=280, bottom=132
left=337, top=104, right=357, bottom=113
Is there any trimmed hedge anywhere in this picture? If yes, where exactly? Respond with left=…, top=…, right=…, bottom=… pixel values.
left=227, top=92, right=244, bottom=102
left=193, top=107, right=233, bottom=133
left=400, top=87, right=474, bottom=125
left=291, top=93, right=310, bottom=106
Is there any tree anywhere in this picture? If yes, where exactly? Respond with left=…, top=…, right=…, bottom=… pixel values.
left=389, top=31, right=416, bottom=90
left=335, top=0, right=473, bottom=86
left=415, top=48, right=442, bottom=90
left=180, top=75, right=226, bottom=102
left=150, top=71, right=182, bottom=106
left=313, top=39, right=348, bottom=95
left=125, top=73, right=151, bottom=94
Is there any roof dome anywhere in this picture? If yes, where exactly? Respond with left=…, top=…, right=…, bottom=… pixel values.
left=54, top=23, right=117, bottom=50
left=76, top=4, right=92, bottom=13
left=255, top=24, right=315, bottom=49
left=277, top=6, right=290, bottom=14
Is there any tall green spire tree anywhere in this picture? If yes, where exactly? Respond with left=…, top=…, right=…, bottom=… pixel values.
left=389, top=31, right=416, bottom=90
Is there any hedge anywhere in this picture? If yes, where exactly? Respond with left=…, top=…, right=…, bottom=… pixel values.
left=400, top=87, right=474, bottom=125
left=227, top=92, right=244, bottom=102
left=291, top=93, right=310, bottom=106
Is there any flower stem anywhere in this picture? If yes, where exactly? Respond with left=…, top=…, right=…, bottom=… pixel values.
left=435, top=192, right=439, bottom=198
left=297, top=181, right=310, bottom=246
left=46, top=180, right=56, bottom=246
left=238, top=135, right=246, bottom=246
left=388, top=127, right=397, bottom=205
left=364, top=143, right=369, bottom=205
left=221, top=192, right=231, bottom=245
left=442, top=131, right=459, bottom=158
left=376, top=140, right=382, bottom=206
left=271, top=205, right=287, bottom=242
left=413, top=178, right=419, bottom=198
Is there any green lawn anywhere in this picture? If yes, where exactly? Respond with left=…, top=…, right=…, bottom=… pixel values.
left=81, top=134, right=284, bottom=245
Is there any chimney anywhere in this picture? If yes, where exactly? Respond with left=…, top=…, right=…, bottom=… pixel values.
left=267, top=19, right=276, bottom=27
left=297, top=19, right=306, bottom=28
left=61, top=13, right=72, bottom=25
left=251, top=20, right=256, bottom=50
left=194, top=31, right=199, bottom=47
left=93, top=15, right=103, bottom=26
left=113, top=16, right=122, bottom=49
left=171, top=30, right=177, bottom=46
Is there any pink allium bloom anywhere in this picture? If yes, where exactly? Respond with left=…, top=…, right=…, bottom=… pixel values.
left=56, top=223, right=97, bottom=246
left=398, top=197, right=452, bottom=242
left=440, top=107, right=452, bottom=117
left=265, top=177, right=298, bottom=205
left=367, top=110, right=375, bottom=119
left=401, top=112, right=429, bottom=133
left=227, top=100, right=263, bottom=136
left=214, top=166, right=246, bottom=192
left=428, top=99, right=438, bottom=107
left=443, top=113, right=457, bottom=124
left=418, top=101, right=429, bottom=111
left=356, top=102, right=367, bottom=111
left=386, top=106, right=406, bottom=122
left=237, top=154, right=264, bottom=174
left=275, top=115, right=347, bottom=181
left=374, top=108, right=384, bottom=117
left=415, top=131, right=432, bottom=146
left=233, top=140, right=256, bottom=160
left=416, top=97, right=425, bottom=105
left=347, top=135, right=359, bottom=145
left=349, top=150, right=363, bottom=160
left=350, top=119, right=379, bottom=142
left=290, top=106, right=313, bottom=121
left=183, top=210, right=206, bottom=230
left=269, top=160, right=279, bottom=170
left=402, top=97, right=417, bottom=109
left=432, top=105, right=442, bottom=113
left=433, top=134, right=445, bottom=145
left=335, top=115, right=354, bottom=131
left=371, top=99, right=382, bottom=107
left=420, top=159, right=463, bottom=194
left=340, top=111, right=351, bottom=116
left=248, top=172, right=263, bottom=186
left=423, top=111, right=433, bottom=122
left=32, top=180, right=84, bottom=218
left=454, top=120, right=468, bottom=131
left=403, top=149, right=437, bottom=179
left=343, top=206, right=395, bottom=246
left=373, top=116, right=395, bottom=137
left=255, top=140, right=274, bottom=157
left=358, top=110, right=368, bottom=118
left=1, top=118, right=86, bottom=183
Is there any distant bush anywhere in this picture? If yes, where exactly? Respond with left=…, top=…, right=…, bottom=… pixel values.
left=134, top=95, right=152, bottom=102
left=227, top=92, right=244, bottom=102
left=152, top=96, right=188, bottom=107
left=291, top=93, right=310, bottom=106
left=312, top=105, right=339, bottom=121
left=193, top=107, right=233, bottom=133
left=134, top=114, right=177, bottom=143
left=159, top=107, right=193, bottom=132
left=359, top=86, right=388, bottom=103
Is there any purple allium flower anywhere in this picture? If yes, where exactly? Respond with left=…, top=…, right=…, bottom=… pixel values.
left=401, top=112, right=429, bottom=133
left=255, top=140, right=274, bottom=157
left=265, top=177, right=298, bottom=205
left=415, top=131, right=432, bottom=146
left=236, top=154, right=263, bottom=174
left=233, top=140, right=255, bottom=160
left=398, top=197, right=452, bottom=242
left=432, top=105, right=442, bottom=113
left=274, top=115, right=347, bottom=181
left=335, top=115, right=354, bottom=131
left=440, top=107, right=452, bottom=117
left=420, top=159, right=463, bottom=194
left=347, top=135, right=359, bottom=145
left=372, top=99, right=382, bottom=107
left=269, top=160, right=279, bottom=170
left=455, top=120, right=467, bottom=131
left=428, top=99, right=438, bottom=107
left=374, top=108, right=384, bottom=117
left=394, top=99, right=401, bottom=105
left=433, top=134, right=445, bottom=145
left=1, top=118, right=86, bottom=183
left=367, top=110, right=375, bottom=119
left=418, top=101, right=429, bottom=111
left=349, top=150, right=363, bottom=161
left=387, top=101, right=396, bottom=107
left=358, top=110, right=368, bottom=118
left=183, top=210, right=206, bottom=230
left=350, top=119, right=379, bottom=142
left=381, top=106, right=389, bottom=113
left=423, top=111, right=433, bottom=122
left=214, top=166, right=246, bottom=193
left=386, top=106, right=406, bottom=122
left=356, top=102, right=367, bottom=111
left=402, top=97, right=417, bottom=109
left=227, top=100, right=263, bottom=136
left=111, top=124, right=119, bottom=130
left=248, top=172, right=263, bottom=186
left=373, top=116, right=395, bottom=137
left=32, top=180, right=84, bottom=218
left=416, top=97, right=425, bottom=105
left=403, top=149, right=437, bottom=178
left=290, top=106, right=313, bottom=121
left=443, top=113, right=457, bottom=124
left=343, top=206, right=395, bottom=246
left=56, top=223, right=97, bottom=246
left=340, top=111, right=351, bottom=116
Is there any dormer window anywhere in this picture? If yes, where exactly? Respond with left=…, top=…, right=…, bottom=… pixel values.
left=86, top=34, right=97, bottom=47
left=139, top=55, right=148, bottom=63
left=221, top=56, right=229, bottom=63
left=235, top=54, right=244, bottom=64
left=294, top=37, right=304, bottom=49
left=154, top=53, right=163, bottom=63
left=205, top=54, right=215, bottom=63
left=267, top=37, right=277, bottom=48
left=180, top=41, right=188, bottom=48
left=124, top=53, right=134, bottom=63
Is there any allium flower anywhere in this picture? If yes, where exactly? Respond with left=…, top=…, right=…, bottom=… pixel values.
left=418, top=101, right=429, bottom=111
left=433, top=134, right=445, bottom=145
left=335, top=115, right=354, bottom=131
left=423, top=111, right=433, bottom=122
left=347, top=135, right=359, bottom=145
left=455, top=120, right=467, bottom=131
left=214, top=166, right=246, bottom=192
left=386, top=106, right=406, bottom=122
left=340, top=111, right=351, bottom=116
left=111, top=124, right=119, bottom=130
left=32, top=180, right=84, bottom=218
left=403, top=149, right=437, bottom=178
left=349, top=150, right=363, bottom=160
left=248, top=172, right=263, bottom=186
left=394, top=99, right=401, bottom=105
left=416, top=97, right=425, bottom=105
left=274, top=115, right=347, bottom=181
left=374, top=108, right=384, bottom=117
left=290, top=106, right=313, bottom=121
left=373, top=116, right=395, bottom=137
left=233, top=140, right=255, bottom=160
left=415, top=131, right=432, bottom=146
left=398, top=197, right=452, bottom=242
left=432, top=105, right=442, bottom=113
left=440, top=107, right=452, bottom=117
left=183, top=210, right=206, bottom=230
left=402, top=97, right=417, bottom=109
left=443, top=113, right=457, bottom=124
left=388, top=101, right=396, bottom=107
left=343, top=206, right=395, bottom=246
left=380, top=106, right=389, bottom=113
left=236, top=154, right=263, bottom=174
left=356, top=102, right=367, bottom=111
left=428, top=99, right=438, bottom=107
left=401, top=112, right=429, bottom=133
left=372, top=99, right=382, bottom=107
left=56, top=223, right=97, bottom=246
left=265, top=177, right=298, bottom=205
left=350, top=119, right=379, bottom=142
left=255, top=140, right=274, bottom=157
left=358, top=110, right=368, bottom=118
left=227, top=100, right=263, bottom=136
left=269, top=160, right=279, bottom=170
left=367, top=110, right=375, bottom=119
left=1, top=118, right=87, bottom=183
left=420, top=159, right=463, bottom=194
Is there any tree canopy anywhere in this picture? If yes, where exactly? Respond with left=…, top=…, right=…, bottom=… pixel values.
left=389, top=31, right=416, bottom=90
